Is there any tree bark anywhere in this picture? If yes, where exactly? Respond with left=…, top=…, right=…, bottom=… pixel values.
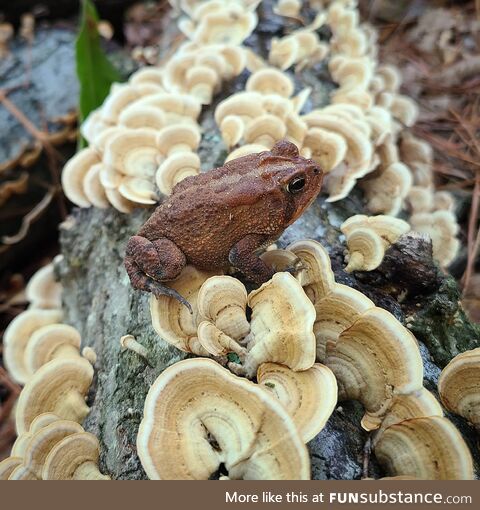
left=57, top=2, right=480, bottom=479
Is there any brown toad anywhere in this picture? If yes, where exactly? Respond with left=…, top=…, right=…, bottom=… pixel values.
left=124, top=140, right=323, bottom=310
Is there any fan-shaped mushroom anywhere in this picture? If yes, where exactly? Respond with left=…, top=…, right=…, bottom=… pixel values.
left=15, top=357, right=94, bottom=434
left=137, top=358, right=310, bottom=479
left=258, top=362, right=337, bottom=442
left=438, top=348, right=480, bottom=429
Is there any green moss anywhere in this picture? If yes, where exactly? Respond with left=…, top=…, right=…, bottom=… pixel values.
left=409, top=276, right=480, bottom=367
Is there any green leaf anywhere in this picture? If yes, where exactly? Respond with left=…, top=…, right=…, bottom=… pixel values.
left=75, top=0, right=121, bottom=146
left=227, top=352, right=241, bottom=364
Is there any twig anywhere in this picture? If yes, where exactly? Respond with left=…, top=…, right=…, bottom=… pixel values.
left=0, top=88, right=67, bottom=220
left=1, top=188, right=55, bottom=245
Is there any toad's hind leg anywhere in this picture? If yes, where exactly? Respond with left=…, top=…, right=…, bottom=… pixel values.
left=124, top=236, right=191, bottom=312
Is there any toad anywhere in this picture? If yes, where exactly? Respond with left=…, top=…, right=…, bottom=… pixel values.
left=124, top=140, right=323, bottom=310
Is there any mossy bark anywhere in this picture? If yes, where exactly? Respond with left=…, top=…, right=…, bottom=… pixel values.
left=58, top=2, right=480, bottom=480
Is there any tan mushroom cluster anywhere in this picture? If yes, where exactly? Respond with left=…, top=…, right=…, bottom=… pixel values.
left=340, top=214, right=410, bottom=272
left=269, top=14, right=328, bottom=71
left=174, top=0, right=259, bottom=46
left=438, top=348, right=480, bottom=430
left=137, top=358, right=315, bottom=479
left=151, top=269, right=318, bottom=377
left=0, top=413, right=109, bottom=480
left=215, top=68, right=310, bottom=155
left=62, top=2, right=251, bottom=212
left=147, top=264, right=340, bottom=479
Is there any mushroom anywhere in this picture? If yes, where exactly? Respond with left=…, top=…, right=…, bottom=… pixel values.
left=137, top=358, right=310, bottom=479
left=225, top=144, right=270, bottom=162
left=23, top=323, right=82, bottom=378
left=61, top=147, right=100, bottom=207
left=340, top=214, right=411, bottom=272
left=243, top=273, right=316, bottom=377
left=273, top=0, right=301, bottom=18
left=42, top=432, right=110, bottom=480
left=0, top=457, right=22, bottom=480
left=156, top=124, right=201, bottom=155
left=156, top=152, right=201, bottom=195
left=302, top=127, right=347, bottom=171
left=361, top=162, right=413, bottom=216
left=196, top=276, right=250, bottom=356
left=150, top=265, right=219, bottom=355
left=257, top=362, right=338, bottom=442
left=438, top=348, right=480, bottom=429
left=9, top=420, right=84, bottom=480
left=25, top=262, right=62, bottom=309
left=374, top=388, right=444, bottom=441
left=246, top=68, right=295, bottom=98
left=325, top=307, right=423, bottom=430
left=410, top=210, right=459, bottom=267
left=374, top=416, right=474, bottom=480
left=15, top=357, right=94, bottom=434
left=10, top=413, right=61, bottom=459
left=83, top=164, right=110, bottom=209
left=243, top=114, right=287, bottom=148
left=3, top=308, right=63, bottom=384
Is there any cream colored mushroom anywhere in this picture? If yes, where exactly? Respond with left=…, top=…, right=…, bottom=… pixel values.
left=9, top=420, right=84, bottom=480
left=410, top=210, right=459, bottom=267
left=10, top=413, right=61, bottom=459
left=26, top=263, right=62, bottom=309
left=246, top=68, right=294, bottom=98
left=3, top=308, right=63, bottom=384
left=42, top=432, right=110, bottom=480
left=361, top=162, right=413, bottom=216
left=243, top=272, right=316, bottom=377
left=340, top=215, right=411, bottom=272
left=438, top=348, right=480, bottom=429
left=137, top=358, right=310, bottom=480
left=0, top=457, right=22, bottom=480
left=220, top=115, right=244, bottom=148
left=15, top=357, right=94, bottom=434
left=273, top=0, right=301, bottom=17
left=61, top=147, right=100, bottom=207
left=83, top=163, right=110, bottom=209
left=197, top=276, right=250, bottom=357
left=150, top=265, right=219, bottom=355
left=374, top=388, right=443, bottom=441
left=325, top=307, right=423, bottom=431
left=156, top=152, right=201, bottom=195
left=23, top=323, right=82, bottom=378
left=118, top=104, right=166, bottom=130
left=302, top=128, right=347, bottom=171
left=156, top=124, right=201, bottom=155
left=244, top=114, right=287, bottom=148
left=225, top=144, right=269, bottom=162
left=188, top=3, right=258, bottom=46
left=374, top=416, right=474, bottom=480
left=258, top=362, right=338, bottom=442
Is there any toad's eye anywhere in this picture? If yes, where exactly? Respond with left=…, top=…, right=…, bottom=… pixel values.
left=287, top=175, right=306, bottom=194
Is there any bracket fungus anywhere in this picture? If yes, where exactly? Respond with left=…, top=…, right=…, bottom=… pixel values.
left=137, top=358, right=310, bottom=480
left=23, top=323, right=82, bottom=378
left=9, top=420, right=84, bottom=480
left=197, top=275, right=250, bottom=356
left=257, top=362, right=338, bottom=442
left=3, top=308, right=63, bottom=385
left=244, top=272, right=317, bottom=377
left=15, top=357, right=94, bottom=435
left=150, top=265, right=219, bottom=355
left=340, top=214, right=411, bottom=272
left=438, top=348, right=480, bottom=429
left=25, top=262, right=62, bottom=310
left=325, top=307, right=423, bottom=430
left=374, top=416, right=474, bottom=480
left=42, top=432, right=110, bottom=480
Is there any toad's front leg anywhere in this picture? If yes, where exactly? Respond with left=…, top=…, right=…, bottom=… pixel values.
left=124, top=235, right=191, bottom=311
left=228, top=234, right=277, bottom=284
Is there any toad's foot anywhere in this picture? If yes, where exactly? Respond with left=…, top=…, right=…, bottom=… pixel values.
left=148, top=280, right=193, bottom=314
